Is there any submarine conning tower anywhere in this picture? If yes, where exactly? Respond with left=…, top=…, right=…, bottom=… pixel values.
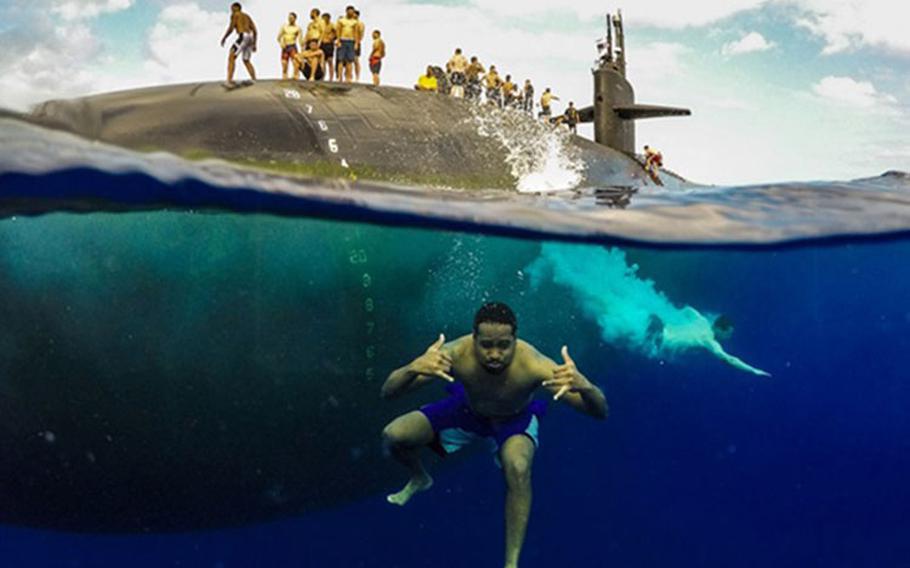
left=583, top=11, right=691, bottom=155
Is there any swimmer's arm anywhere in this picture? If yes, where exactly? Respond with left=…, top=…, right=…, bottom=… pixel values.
left=250, top=19, right=258, bottom=46
left=277, top=26, right=284, bottom=46
left=707, top=340, right=771, bottom=377
left=535, top=347, right=608, bottom=420
left=380, top=335, right=459, bottom=399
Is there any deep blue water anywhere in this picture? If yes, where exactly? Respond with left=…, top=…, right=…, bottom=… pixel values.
left=2, top=231, right=909, bottom=567
left=1, top=122, right=910, bottom=567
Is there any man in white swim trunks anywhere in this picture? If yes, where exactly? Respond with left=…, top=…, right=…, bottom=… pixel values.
left=220, top=2, right=258, bottom=86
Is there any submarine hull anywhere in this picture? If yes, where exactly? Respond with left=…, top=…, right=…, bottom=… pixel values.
left=25, top=81, right=669, bottom=190
left=0, top=210, right=549, bottom=532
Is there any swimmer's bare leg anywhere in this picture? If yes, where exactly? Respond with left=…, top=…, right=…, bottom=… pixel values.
left=501, top=435, right=535, bottom=568
left=382, top=411, right=435, bottom=506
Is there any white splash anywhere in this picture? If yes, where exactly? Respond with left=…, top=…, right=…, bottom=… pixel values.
left=468, top=105, right=585, bottom=193
left=525, top=242, right=770, bottom=376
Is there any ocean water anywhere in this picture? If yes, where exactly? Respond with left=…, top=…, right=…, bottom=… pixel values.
left=1, top=119, right=909, bottom=567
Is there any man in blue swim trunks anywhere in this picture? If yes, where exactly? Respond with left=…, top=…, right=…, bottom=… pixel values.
left=381, top=302, right=608, bottom=568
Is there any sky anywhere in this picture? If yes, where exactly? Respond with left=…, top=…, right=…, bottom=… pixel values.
left=0, top=0, right=908, bottom=185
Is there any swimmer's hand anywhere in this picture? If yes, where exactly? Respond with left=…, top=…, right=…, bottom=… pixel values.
left=409, top=334, right=455, bottom=383
left=543, top=345, right=590, bottom=400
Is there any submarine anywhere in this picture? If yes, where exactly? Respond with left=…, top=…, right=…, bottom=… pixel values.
left=18, top=11, right=688, bottom=193
left=0, top=13, right=689, bottom=533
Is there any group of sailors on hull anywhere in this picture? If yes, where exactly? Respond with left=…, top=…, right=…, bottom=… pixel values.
left=414, top=49, right=583, bottom=133
left=221, top=3, right=385, bottom=87
left=219, top=3, right=666, bottom=179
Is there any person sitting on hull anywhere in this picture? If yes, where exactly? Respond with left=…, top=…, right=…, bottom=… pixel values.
left=415, top=65, right=438, bottom=92
left=219, top=2, right=258, bottom=87
left=381, top=302, right=608, bottom=568
left=277, top=11, right=301, bottom=80
left=295, top=38, right=325, bottom=81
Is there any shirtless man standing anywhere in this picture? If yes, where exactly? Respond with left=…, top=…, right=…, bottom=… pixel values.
left=219, top=2, right=257, bottom=87
left=304, top=9, right=325, bottom=53
left=320, top=13, right=336, bottom=81
left=335, top=5, right=359, bottom=83
left=369, top=29, right=385, bottom=86
left=381, top=302, right=608, bottom=568
left=353, top=9, right=366, bottom=82
left=277, top=12, right=301, bottom=80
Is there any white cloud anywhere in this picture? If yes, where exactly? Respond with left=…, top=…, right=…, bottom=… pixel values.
left=722, top=31, right=775, bottom=56
left=812, top=75, right=898, bottom=110
left=145, top=3, right=224, bottom=82
left=468, top=0, right=769, bottom=28
left=52, top=0, right=133, bottom=21
left=0, top=22, right=102, bottom=110
left=790, top=0, right=909, bottom=55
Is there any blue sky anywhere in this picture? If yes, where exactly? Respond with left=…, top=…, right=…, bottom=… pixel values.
left=1, top=0, right=907, bottom=185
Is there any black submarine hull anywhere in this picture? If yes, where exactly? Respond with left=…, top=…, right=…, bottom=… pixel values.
left=0, top=209, right=553, bottom=533
left=24, top=81, right=677, bottom=190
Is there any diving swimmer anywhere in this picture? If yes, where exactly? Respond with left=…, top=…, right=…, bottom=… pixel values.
left=381, top=302, right=608, bottom=568
left=646, top=309, right=771, bottom=376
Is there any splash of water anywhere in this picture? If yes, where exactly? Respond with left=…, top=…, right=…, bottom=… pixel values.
left=525, top=242, right=770, bottom=376
left=467, top=104, right=585, bottom=193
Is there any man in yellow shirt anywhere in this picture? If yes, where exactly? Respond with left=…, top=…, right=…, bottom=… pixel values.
left=465, top=56, right=484, bottom=100
left=485, top=65, right=502, bottom=107
left=447, top=48, right=468, bottom=98
left=277, top=12, right=301, bottom=80
left=335, top=5, right=360, bottom=83
left=502, top=74, right=516, bottom=108
left=319, top=13, right=336, bottom=81
left=539, top=88, right=559, bottom=118
left=415, top=66, right=438, bottom=92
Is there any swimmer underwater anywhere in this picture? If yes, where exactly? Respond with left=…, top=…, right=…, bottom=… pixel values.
left=381, top=302, right=608, bottom=568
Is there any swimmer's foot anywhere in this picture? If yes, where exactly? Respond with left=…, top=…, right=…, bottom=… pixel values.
left=386, top=473, right=433, bottom=506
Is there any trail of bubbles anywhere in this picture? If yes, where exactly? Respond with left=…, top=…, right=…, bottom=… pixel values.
left=467, top=105, right=585, bottom=192
left=525, top=242, right=770, bottom=376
